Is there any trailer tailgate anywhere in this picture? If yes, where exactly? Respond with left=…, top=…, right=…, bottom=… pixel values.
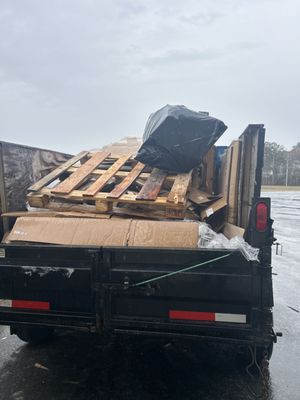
left=101, top=247, right=262, bottom=339
left=0, top=245, right=97, bottom=329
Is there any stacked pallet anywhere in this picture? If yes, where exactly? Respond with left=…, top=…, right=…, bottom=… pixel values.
left=26, top=151, right=195, bottom=220
left=22, top=149, right=230, bottom=223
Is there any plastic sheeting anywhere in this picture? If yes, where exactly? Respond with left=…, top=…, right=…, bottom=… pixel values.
left=135, top=105, right=227, bottom=172
left=198, top=223, right=259, bottom=261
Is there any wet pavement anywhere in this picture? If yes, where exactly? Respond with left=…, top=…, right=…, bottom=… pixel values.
left=0, top=191, right=299, bottom=400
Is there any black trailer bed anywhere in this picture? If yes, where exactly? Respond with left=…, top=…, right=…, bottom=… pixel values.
left=0, top=244, right=273, bottom=347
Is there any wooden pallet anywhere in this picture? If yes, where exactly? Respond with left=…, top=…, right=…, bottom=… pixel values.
left=27, top=151, right=193, bottom=219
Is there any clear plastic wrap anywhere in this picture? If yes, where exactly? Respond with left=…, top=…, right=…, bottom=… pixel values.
left=198, top=223, right=259, bottom=261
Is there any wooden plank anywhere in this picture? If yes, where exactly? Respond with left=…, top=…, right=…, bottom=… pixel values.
left=167, top=172, right=192, bottom=205
left=28, top=187, right=185, bottom=208
left=28, top=151, right=89, bottom=192
left=67, top=166, right=176, bottom=183
left=51, top=152, right=110, bottom=195
left=26, top=193, right=49, bottom=208
left=95, top=201, right=113, bottom=213
left=2, top=211, right=111, bottom=219
left=202, top=146, right=215, bottom=193
left=83, top=154, right=132, bottom=197
left=107, top=162, right=145, bottom=199
left=165, top=208, right=186, bottom=219
left=136, top=168, right=167, bottom=201
left=220, top=145, right=233, bottom=202
left=228, top=140, right=241, bottom=224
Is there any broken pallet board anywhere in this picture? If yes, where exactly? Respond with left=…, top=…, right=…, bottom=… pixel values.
left=2, top=211, right=111, bottom=219
left=136, top=168, right=167, bottom=201
left=202, top=146, right=215, bottom=194
left=83, top=154, right=132, bottom=197
left=107, top=161, right=145, bottom=199
left=52, top=152, right=110, bottom=195
left=27, top=151, right=89, bottom=192
left=167, top=172, right=192, bottom=205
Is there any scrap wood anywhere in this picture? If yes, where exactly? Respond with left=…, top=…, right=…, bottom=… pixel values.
left=201, top=146, right=215, bottom=194
left=200, top=197, right=227, bottom=220
left=52, top=152, right=110, bottom=195
left=2, top=211, right=111, bottom=219
left=67, top=165, right=173, bottom=182
left=107, top=162, right=145, bottom=198
left=227, top=140, right=241, bottom=224
left=136, top=168, right=167, bottom=200
left=27, top=151, right=89, bottom=193
left=83, top=154, right=132, bottom=197
left=167, top=171, right=192, bottom=205
left=27, top=152, right=191, bottom=219
left=112, top=205, right=198, bottom=221
left=26, top=199, right=108, bottom=214
left=219, top=140, right=241, bottom=225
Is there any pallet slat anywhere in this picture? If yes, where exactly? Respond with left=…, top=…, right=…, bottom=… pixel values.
left=27, top=151, right=89, bottom=193
left=51, top=152, right=110, bottom=195
left=167, top=172, right=192, bottom=205
left=107, top=162, right=145, bottom=199
left=83, top=154, right=132, bottom=197
left=136, top=168, right=167, bottom=201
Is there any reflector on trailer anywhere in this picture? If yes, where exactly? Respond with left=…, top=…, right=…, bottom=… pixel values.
left=169, top=310, right=246, bottom=323
left=256, top=202, right=268, bottom=232
left=0, top=299, right=50, bottom=310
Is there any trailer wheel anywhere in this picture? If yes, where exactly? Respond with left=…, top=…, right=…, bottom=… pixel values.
left=13, top=327, right=54, bottom=345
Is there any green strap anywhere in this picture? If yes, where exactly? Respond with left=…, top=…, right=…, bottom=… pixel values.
left=132, top=252, right=232, bottom=287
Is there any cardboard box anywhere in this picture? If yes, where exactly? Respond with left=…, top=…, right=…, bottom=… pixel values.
left=128, top=220, right=199, bottom=248
left=7, top=217, right=199, bottom=249
left=8, top=217, right=131, bottom=247
left=223, top=222, right=245, bottom=239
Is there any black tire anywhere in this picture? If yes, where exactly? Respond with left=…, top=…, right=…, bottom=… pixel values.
left=14, top=327, right=54, bottom=345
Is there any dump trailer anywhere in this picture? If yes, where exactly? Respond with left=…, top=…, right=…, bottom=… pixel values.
left=0, top=127, right=277, bottom=363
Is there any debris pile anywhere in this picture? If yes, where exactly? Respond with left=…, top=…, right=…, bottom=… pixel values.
left=2, top=105, right=265, bottom=253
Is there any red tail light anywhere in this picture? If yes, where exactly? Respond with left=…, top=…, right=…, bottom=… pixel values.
left=256, top=202, right=268, bottom=232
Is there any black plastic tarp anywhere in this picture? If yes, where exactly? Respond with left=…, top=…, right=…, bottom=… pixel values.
left=135, top=105, right=227, bottom=172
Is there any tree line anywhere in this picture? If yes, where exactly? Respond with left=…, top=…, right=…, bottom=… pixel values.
left=263, top=142, right=300, bottom=186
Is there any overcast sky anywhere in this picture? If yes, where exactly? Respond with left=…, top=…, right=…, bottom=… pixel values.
left=0, top=0, right=299, bottom=154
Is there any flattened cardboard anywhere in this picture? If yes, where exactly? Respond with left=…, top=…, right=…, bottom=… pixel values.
left=189, top=189, right=211, bottom=205
left=128, top=220, right=199, bottom=248
left=200, top=197, right=227, bottom=220
left=223, top=222, right=245, bottom=239
left=8, top=217, right=131, bottom=247
left=7, top=217, right=199, bottom=249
